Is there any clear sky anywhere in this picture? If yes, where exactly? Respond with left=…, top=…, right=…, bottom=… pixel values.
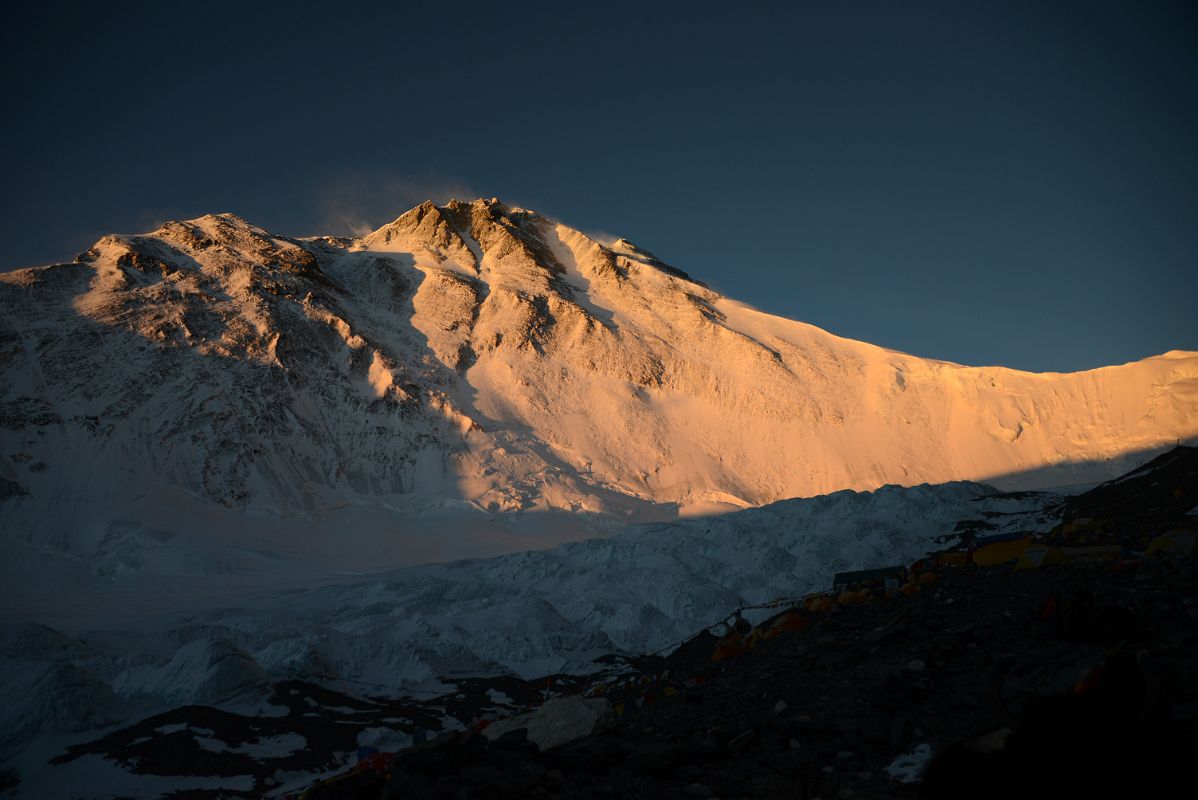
left=2, top=1, right=1194, bottom=372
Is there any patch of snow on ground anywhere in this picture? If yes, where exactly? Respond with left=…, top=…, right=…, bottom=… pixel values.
left=236, top=734, right=308, bottom=758
left=356, top=727, right=412, bottom=751
left=887, top=742, right=933, bottom=783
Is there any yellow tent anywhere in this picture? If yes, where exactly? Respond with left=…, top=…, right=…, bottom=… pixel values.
left=938, top=551, right=969, bottom=567
left=972, top=535, right=1032, bottom=567
left=1145, top=532, right=1196, bottom=558
left=1060, top=545, right=1122, bottom=563
left=1014, top=546, right=1065, bottom=571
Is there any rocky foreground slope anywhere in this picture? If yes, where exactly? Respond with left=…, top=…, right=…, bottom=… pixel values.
left=2, top=198, right=1196, bottom=569
left=321, top=554, right=1198, bottom=800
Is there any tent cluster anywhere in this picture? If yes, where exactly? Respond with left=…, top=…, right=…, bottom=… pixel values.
left=968, top=526, right=1195, bottom=574
left=558, top=499, right=1198, bottom=708
left=670, top=519, right=1197, bottom=668
left=579, top=669, right=704, bottom=717
left=711, top=609, right=811, bottom=661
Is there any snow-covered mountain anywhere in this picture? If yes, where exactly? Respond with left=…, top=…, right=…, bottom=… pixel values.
left=1, top=192, right=1194, bottom=796
left=2, top=198, right=1196, bottom=567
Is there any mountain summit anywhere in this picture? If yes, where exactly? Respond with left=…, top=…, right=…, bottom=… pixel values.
left=2, top=198, right=1196, bottom=552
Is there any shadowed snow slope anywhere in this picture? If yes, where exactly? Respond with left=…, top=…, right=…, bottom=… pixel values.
left=176, top=482, right=1057, bottom=684
left=0, top=480, right=1057, bottom=759
left=1, top=198, right=1196, bottom=572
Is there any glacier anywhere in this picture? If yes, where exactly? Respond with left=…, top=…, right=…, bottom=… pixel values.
left=1, top=480, right=1058, bottom=766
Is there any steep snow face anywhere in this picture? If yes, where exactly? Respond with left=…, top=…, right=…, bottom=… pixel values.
left=1, top=198, right=1196, bottom=560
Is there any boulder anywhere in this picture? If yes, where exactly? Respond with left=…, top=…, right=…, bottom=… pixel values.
left=482, top=696, right=611, bottom=751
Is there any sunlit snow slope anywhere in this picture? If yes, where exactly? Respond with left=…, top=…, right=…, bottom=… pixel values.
left=2, top=198, right=1196, bottom=558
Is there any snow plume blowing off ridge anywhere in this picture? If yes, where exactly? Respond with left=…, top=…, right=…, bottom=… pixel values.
left=0, top=196, right=1195, bottom=576
left=316, top=171, right=481, bottom=239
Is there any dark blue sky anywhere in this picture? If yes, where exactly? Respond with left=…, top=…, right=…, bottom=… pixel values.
left=3, top=1, right=1195, bottom=371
